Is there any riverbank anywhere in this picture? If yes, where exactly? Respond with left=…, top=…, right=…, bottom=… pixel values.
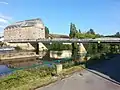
left=0, top=51, right=39, bottom=60
left=0, top=65, right=83, bottom=90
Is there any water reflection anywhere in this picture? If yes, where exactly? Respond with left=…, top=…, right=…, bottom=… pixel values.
left=0, top=50, right=86, bottom=75
left=0, top=65, right=12, bottom=75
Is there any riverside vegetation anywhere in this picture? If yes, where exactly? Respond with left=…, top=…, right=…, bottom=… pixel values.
left=0, top=23, right=120, bottom=90
left=0, top=62, right=83, bottom=90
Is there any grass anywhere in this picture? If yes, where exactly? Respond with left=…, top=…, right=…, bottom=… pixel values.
left=61, top=65, right=84, bottom=76
left=0, top=64, right=84, bottom=90
left=0, top=66, right=56, bottom=90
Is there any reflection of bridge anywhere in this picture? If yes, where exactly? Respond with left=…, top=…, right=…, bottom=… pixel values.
left=4, top=38, right=120, bottom=43
left=4, top=38, right=120, bottom=54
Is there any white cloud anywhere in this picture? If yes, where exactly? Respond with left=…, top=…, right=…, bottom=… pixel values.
left=0, top=13, right=12, bottom=21
left=0, top=14, right=12, bottom=32
left=0, top=25, right=5, bottom=28
left=0, top=1, right=8, bottom=4
left=0, top=18, right=8, bottom=23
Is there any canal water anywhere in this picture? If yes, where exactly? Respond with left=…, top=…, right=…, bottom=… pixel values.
left=0, top=51, right=86, bottom=75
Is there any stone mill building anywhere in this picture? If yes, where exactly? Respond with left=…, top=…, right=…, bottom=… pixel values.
left=4, top=18, right=47, bottom=51
left=4, top=18, right=45, bottom=41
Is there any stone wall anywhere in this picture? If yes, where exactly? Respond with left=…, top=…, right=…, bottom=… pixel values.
left=4, top=26, right=45, bottom=41
left=4, top=18, right=45, bottom=41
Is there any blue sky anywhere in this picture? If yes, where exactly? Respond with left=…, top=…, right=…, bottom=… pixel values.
left=0, top=0, right=120, bottom=35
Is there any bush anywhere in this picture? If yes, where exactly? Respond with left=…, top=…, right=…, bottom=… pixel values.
left=63, top=61, right=75, bottom=69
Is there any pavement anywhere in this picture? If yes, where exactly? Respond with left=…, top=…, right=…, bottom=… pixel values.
left=37, top=70, right=120, bottom=90
left=37, top=54, right=120, bottom=90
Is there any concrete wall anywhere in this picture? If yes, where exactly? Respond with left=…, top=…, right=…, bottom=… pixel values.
left=6, top=42, right=47, bottom=51
left=50, top=50, right=72, bottom=59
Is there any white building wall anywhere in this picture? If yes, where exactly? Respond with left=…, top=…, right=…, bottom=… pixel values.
left=4, top=19, right=45, bottom=41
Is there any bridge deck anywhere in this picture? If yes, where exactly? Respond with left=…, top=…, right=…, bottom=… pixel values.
left=4, top=38, right=120, bottom=43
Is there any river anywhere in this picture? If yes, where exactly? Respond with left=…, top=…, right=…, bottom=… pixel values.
left=0, top=50, right=86, bottom=75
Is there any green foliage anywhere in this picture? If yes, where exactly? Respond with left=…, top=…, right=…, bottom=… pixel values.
left=78, top=29, right=81, bottom=33
left=45, top=26, right=49, bottom=38
left=69, top=23, right=101, bottom=39
left=49, top=42, right=72, bottom=50
left=0, top=66, right=55, bottom=90
left=69, top=23, right=78, bottom=38
left=75, top=32, right=100, bottom=39
left=115, top=32, right=120, bottom=37
left=63, top=61, right=75, bottom=69
left=105, top=32, right=120, bottom=38
left=57, top=51, right=62, bottom=56
left=87, top=29, right=95, bottom=34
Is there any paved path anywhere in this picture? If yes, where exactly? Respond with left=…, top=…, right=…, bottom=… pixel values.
left=37, top=70, right=120, bottom=90
left=37, top=55, right=120, bottom=90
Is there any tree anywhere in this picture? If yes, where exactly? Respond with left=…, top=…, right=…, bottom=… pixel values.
left=45, top=26, right=49, bottom=38
left=69, top=23, right=78, bottom=38
left=115, top=32, right=120, bottom=37
left=87, top=29, right=95, bottom=35
left=79, top=29, right=81, bottom=33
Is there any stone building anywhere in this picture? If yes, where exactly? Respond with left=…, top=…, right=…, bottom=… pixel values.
left=4, top=18, right=45, bottom=41
left=4, top=18, right=47, bottom=51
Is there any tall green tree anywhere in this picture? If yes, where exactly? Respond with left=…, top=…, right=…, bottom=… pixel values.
left=69, top=23, right=78, bottom=38
left=115, top=32, right=120, bottom=37
left=87, top=29, right=95, bottom=35
left=79, top=29, right=81, bottom=33
left=45, top=26, right=49, bottom=38
left=69, top=23, right=79, bottom=56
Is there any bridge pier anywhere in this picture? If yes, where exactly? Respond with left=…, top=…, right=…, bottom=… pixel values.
left=72, top=43, right=87, bottom=62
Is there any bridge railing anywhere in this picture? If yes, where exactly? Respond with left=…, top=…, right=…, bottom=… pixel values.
left=4, top=38, right=120, bottom=43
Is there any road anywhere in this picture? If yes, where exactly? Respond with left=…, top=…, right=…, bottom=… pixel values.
left=37, top=55, right=120, bottom=90
left=37, top=70, right=120, bottom=90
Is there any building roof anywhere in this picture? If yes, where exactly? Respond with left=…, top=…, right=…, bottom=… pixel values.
left=5, top=18, right=43, bottom=29
left=49, top=34, right=69, bottom=38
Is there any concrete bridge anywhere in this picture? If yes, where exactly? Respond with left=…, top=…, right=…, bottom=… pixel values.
left=4, top=38, right=120, bottom=43
left=4, top=38, right=120, bottom=54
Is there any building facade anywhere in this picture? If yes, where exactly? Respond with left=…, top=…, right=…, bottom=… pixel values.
left=4, top=18, right=45, bottom=41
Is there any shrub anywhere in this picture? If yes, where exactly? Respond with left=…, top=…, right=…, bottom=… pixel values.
left=63, top=61, right=75, bottom=69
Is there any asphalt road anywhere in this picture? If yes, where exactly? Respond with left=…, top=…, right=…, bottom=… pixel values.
left=37, top=70, right=120, bottom=90
left=37, top=54, right=120, bottom=90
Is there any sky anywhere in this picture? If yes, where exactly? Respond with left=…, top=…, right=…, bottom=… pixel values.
left=0, top=0, right=120, bottom=35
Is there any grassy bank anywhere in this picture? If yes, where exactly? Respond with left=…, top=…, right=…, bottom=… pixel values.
left=0, top=66, right=56, bottom=90
left=0, top=64, right=83, bottom=90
